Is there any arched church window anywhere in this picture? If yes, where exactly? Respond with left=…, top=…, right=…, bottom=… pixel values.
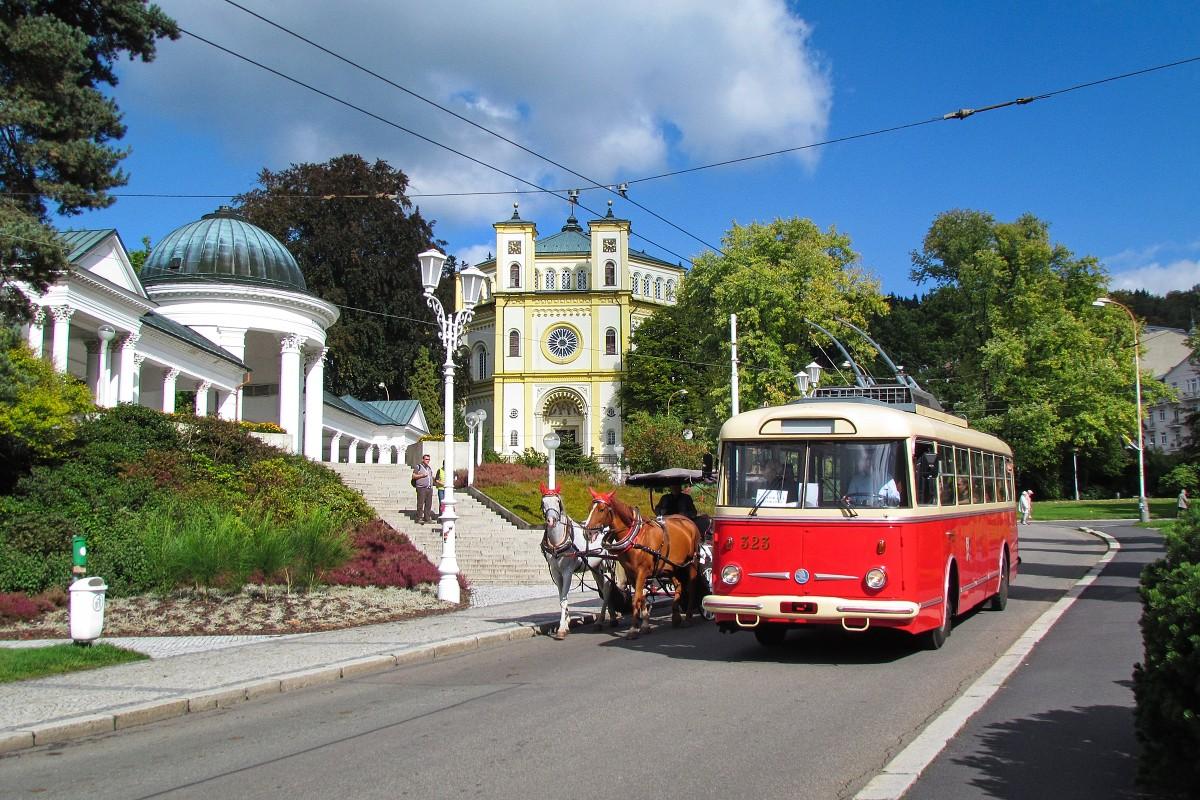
left=508, top=329, right=520, bottom=357
left=546, top=270, right=556, bottom=290
left=605, top=327, right=617, bottom=355
left=607, top=429, right=616, bottom=446
left=510, top=430, right=518, bottom=447
left=509, top=263, right=520, bottom=288
left=475, top=346, right=488, bottom=379
left=632, top=273, right=640, bottom=294
left=605, top=261, right=616, bottom=286
left=533, top=270, right=539, bottom=290
left=655, top=278, right=662, bottom=299
left=576, top=269, right=587, bottom=290
left=643, top=276, right=651, bottom=295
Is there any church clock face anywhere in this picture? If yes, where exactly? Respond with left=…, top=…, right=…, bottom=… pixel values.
left=546, top=326, right=579, bottom=359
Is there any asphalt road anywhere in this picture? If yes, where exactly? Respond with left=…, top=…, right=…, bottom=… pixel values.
left=2, top=523, right=1106, bottom=800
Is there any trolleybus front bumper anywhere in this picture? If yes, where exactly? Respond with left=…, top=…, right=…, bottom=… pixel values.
left=702, top=594, right=920, bottom=627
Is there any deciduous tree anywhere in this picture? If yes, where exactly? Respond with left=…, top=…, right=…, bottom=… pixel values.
left=0, top=1, right=177, bottom=319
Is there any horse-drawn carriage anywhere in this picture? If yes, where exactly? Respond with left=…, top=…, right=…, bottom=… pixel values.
left=538, top=467, right=715, bottom=639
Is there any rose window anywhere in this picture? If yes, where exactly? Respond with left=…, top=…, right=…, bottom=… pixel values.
left=546, top=327, right=579, bottom=359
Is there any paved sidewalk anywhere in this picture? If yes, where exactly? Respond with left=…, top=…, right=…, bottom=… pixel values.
left=0, top=584, right=596, bottom=754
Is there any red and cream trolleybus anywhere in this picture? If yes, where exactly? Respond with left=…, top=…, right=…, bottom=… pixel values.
left=702, top=383, right=1018, bottom=649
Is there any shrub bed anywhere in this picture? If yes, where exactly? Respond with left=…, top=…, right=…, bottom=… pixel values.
left=0, top=405, right=393, bottom=599
left=1134, top=508, right=1200, bottom=795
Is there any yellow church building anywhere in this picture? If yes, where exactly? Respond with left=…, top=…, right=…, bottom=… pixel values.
left=461, top=202, right=685, bottom=470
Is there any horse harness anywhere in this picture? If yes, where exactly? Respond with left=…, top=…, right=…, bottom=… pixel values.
left=597, top=502, right=696, bottom=575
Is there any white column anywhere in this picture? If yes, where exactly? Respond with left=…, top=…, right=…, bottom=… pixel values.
left=365, top=443, right=376, bottom=464
left=116, top=333, right=140, bottom=404
left=25, top=307, right=45, bottom=356
left=162, top=367, right=180, bottom=413
left=348, top=439, right=360, bottom=463
left=95, top=335, right=114, bottom=407
left=50, top=306, right=74, bottom=372
left=303, top=347, right=327, bottom=459
left=132, top=353, right=146, bottom=404
left=195, top=380, right=212, bottom=416
left=329, top=433, right=342, bottom=463
left=85, top=341, right=102, bottom=403
left=218, top=388, right=237, bottom=420
left=278, top=334, right=306, bottom=454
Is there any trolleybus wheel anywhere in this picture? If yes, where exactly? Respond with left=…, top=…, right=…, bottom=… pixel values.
left=754, top=624, right=787, bottom=647
left=989, top=551, right=1009, bottom=612
left=924, top=566, right=955, bottom=650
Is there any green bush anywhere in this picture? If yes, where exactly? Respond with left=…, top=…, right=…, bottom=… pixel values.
left=1134, top=508, right=1200, bottom=794
left=1160, top=463, right=1200, bottom=497
left=513, top=447, right=547, bottom=468
left=243, top=511, right=294, bottom=585
left=150, top=502, right=250, bottom=593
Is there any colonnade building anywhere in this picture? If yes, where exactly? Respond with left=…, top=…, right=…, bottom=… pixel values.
left=461, top=203, right=686, bottom=468
left=22, top=209, right=426, bottom=463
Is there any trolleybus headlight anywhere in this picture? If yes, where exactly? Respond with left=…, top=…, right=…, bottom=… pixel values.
left=720, top=564, right=742, bottom=587
left=865, top=567, right=888, bottom=590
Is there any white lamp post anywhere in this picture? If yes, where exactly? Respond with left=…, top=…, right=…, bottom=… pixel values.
left=475, top=409, right=487, bottom=467
left=614, top=444, right=624, bottom=484
left=417, top=249, right=487, bottom=602
left=667, top=388, right=687, bottom=417
left=465, top=410, right=483, bottom=486
left=793, top=371, right=810, bottom=397
left=1094, top=297, right=1149, bottom=522
left=806, top=361, right=823, bottom=390
left=544, top=430, right=561, bottom=490
left=378, top=381, right=389, bottom=400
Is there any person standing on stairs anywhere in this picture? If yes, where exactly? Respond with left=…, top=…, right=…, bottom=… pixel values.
left=413, top=454, right=435, bottom=524
left=434, top=463, right=447, bottom=516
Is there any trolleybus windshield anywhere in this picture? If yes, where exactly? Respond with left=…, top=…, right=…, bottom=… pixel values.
left=724, top=440, right=910, bottom=509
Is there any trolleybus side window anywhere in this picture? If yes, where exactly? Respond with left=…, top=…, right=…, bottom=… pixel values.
left=971, top=449, right=985, bottom=503
left=955, top=447, right=971, bottom=504
left=938, top=444, right=957, bottom=506
left=983, top=452, right=996, bottom=503
left=914, top=440, right=939, bottom=506
left=1004, top=457, right=1015, bottom=502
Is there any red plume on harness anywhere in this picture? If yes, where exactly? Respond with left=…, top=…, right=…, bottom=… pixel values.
left=588, top=487, right=615, bottom=504
left=540, top=483, right=561, bottom=496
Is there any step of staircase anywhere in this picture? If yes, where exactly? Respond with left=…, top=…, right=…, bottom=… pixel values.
left=330, top=463, right=548, bottom=586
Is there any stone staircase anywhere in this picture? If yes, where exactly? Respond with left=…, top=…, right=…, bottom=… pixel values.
left=329, top=463, right=549, bottom=585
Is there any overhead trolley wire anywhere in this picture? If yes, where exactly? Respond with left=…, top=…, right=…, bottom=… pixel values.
left=175, top=26, right=705, bottom=267
left=216, top=0, right=723, bottom=255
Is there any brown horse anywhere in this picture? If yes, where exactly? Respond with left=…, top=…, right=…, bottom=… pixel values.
left=584, top=488, right=701, bottom=639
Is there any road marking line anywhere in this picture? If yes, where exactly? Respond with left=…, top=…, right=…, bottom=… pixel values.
left=854, top=527, right=1119, bottom=800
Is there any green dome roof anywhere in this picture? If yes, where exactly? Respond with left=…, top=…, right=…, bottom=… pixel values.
left=141, top=207, right=307, bottom=292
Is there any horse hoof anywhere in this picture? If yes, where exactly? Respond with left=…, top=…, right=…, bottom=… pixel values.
left=554, top=629, right=567, bottom=641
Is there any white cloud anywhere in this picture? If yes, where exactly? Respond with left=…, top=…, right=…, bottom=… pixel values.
left=122, top=0, right=831, bottom=227
left=1109, top=259, right=1200, bottom=295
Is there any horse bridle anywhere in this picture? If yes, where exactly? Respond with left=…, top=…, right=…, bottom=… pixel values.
left=541, top=495, right=607, bottom=557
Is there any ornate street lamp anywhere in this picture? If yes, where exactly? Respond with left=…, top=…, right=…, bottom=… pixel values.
left=543, top=430, right=561, bottom=490
left=1094, top=297, right=1149, bottom=522
left=417, top=249, right=487, bottom=602
left=474, top=408, right=487, bottom=467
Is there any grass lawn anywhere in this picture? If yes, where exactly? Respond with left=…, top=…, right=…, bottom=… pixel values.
left=0, top=643, right=147, bottom=684
left=1032, top=497, right=1179, bottom=521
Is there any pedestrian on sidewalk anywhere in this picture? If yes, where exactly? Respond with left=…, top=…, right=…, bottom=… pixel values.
left=413, top=454, right=435, bottom=523
left=1018, top=489, right=1033, bottom=524
left=1178, top=488, right=1189, bottom=516
left=434, top=464, right=447, bottom=515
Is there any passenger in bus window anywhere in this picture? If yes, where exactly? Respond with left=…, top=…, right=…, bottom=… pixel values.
left=846, top=449, right=901, bottom=507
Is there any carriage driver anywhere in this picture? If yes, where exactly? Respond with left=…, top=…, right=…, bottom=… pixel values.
left=655, top=482, right=698, bottom=521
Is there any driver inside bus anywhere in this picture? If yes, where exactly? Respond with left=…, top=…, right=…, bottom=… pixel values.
left=846, top=449, right=901, bottom=507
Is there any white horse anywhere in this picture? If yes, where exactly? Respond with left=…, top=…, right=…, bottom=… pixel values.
left=540, top=486, right=624, bottom=640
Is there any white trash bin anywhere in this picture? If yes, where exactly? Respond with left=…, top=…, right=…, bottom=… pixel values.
left=69, top=577, right=107, bottom=644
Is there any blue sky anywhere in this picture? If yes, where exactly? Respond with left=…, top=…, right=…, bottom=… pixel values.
left=64, top=1, right=1200, bottom=297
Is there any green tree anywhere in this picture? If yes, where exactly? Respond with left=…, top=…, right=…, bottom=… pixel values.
left=235, top=155, right=459, bottom=400
left=127, top=235, right=151, bottom=273
left=406, top=346, right=442, bottom=433
left=623, top=218, right=888, bottom=438
left=0, top=1, right=177, bottom=320
left=910, top=210, right=1163, bottom=493
left=0, top=327, right=94, bottom=489
left=622, top=411, right=711, bottom=475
